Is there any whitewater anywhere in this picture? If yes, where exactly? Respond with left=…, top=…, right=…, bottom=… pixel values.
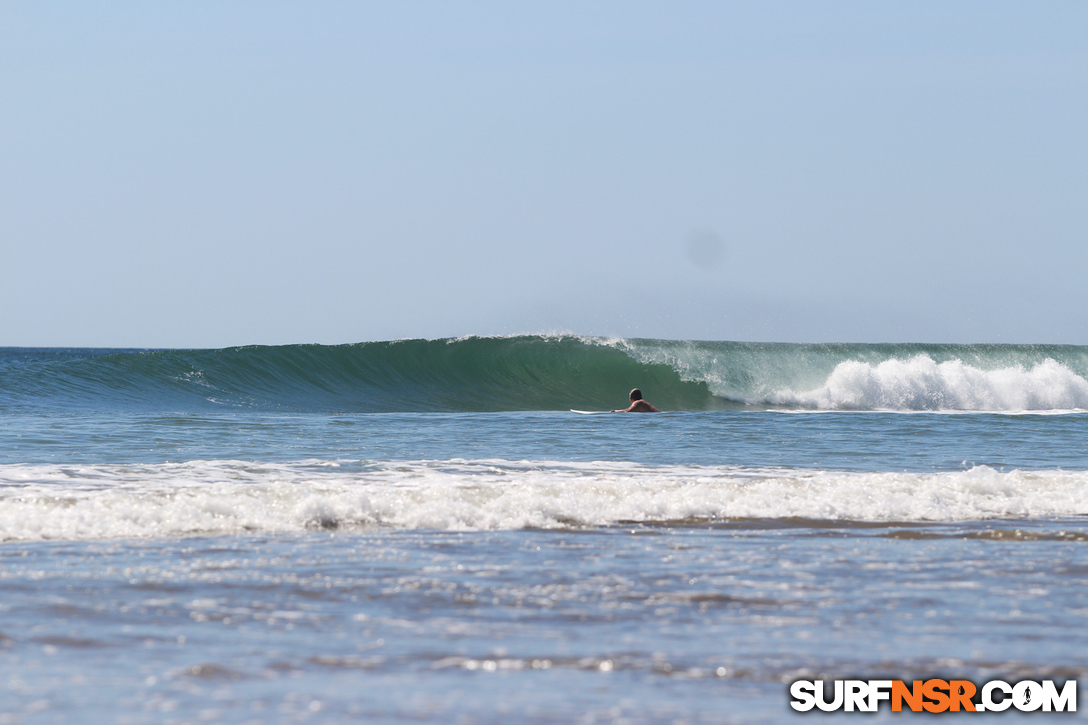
left=2, top=336, right=1087, bottom=723
left=4, top=460, right=1088, bottom=541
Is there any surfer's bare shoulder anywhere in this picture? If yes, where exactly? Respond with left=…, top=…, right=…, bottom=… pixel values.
left=612, top=388, right=660, bottom=412
left=616, top=400, right=660, bottom=413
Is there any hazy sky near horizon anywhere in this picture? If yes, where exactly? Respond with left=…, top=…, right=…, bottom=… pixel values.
left=2, top=2, right=1086, bottom=348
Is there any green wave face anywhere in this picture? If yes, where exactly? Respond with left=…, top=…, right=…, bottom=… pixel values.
left=2, top=337, right=1087, bottom=413
left=0, top=337, right=722, bottom=413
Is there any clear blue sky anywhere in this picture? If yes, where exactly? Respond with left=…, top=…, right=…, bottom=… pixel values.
left=2, top=2, right=1085, bottom=348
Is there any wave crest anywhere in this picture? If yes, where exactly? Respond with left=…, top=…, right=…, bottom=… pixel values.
left=771, top=356, right=1088, bottom=411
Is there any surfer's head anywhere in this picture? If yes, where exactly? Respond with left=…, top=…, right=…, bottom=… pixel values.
left=629, top=388, right=643, bottom=401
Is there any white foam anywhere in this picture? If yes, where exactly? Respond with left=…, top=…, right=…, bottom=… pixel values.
left=771, top=356, right=1088, bottom=411
left=1, top=459, right=1087, bottom=541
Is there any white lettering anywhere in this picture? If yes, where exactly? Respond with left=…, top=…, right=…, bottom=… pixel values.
left=814, top=680, right=844, bottom=712
left=789, top=680, right=816, bottom=712
left=844, top=680, right=870, bottom=712
left=981, top=681, right=1013, bottom=712
left=1014, top=680, right=1043, bottom=712
left=867, top=680, right=893, bottom=711
left=1042, top=680, right=1077, bottom=712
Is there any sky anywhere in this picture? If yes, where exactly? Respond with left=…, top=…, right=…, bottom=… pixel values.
left=1, top=2, right=1086, bottom=348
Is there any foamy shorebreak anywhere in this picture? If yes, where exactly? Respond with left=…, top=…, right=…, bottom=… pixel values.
left=3, top=459, right=1088, bottom=541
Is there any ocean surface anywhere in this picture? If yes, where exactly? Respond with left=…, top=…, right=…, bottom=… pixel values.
left=2, top=336, right=1087, bottom=723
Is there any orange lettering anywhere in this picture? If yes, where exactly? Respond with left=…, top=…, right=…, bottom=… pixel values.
left=948, top=680, right=977, bottom=712
left=922, top=679, right=950, bottom=713
left=892, top=680, right=924, bottom=712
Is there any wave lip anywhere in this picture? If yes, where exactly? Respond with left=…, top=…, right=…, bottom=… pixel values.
left=769, top=356, right=1088, bottom=412
left=3, top=459, right=1088, bottom=541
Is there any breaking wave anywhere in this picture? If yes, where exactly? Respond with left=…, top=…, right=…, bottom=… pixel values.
left=2, top=337, right=1087, bottom=413
left=770, top=355, right=1088, bottom=411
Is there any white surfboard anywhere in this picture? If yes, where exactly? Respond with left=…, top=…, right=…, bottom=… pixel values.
left=570, top=409, right=606, bottom=415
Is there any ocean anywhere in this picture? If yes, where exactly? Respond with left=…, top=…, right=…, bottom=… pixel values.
left=1, top=335, right=1087, bottom=723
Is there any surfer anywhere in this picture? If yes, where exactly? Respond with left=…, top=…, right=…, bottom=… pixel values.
left=613, top=388, right=660, bottom=413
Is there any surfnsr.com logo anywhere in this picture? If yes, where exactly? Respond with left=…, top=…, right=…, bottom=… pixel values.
left=789, top=679, right=1077, bottom=713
